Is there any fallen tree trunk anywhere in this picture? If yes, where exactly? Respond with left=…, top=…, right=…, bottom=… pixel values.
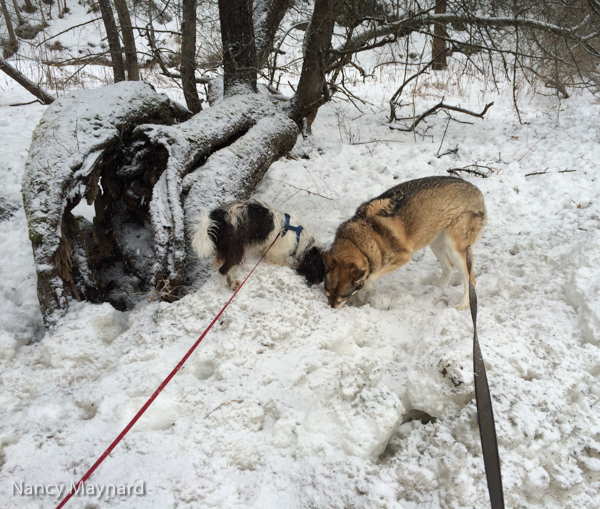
left=22, top=82, right=188, bottom=327
left=133, top=93, right=290, bottom=290
left=0, top=57, right=55, bottom=104
left=23, top=84, right=299, bottom=328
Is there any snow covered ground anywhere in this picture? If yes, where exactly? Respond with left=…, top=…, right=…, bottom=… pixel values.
left=2, top=62, right=600, bottom=508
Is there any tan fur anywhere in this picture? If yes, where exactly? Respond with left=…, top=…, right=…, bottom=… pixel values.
left=323, top=176, right=487, bottom=309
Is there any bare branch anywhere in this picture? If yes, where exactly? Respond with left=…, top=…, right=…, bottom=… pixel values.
left=0, top=57, right=55, bottom=104
left=390, top=101, right=494, bottom=132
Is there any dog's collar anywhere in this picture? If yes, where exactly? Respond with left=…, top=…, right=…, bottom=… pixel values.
left=282, top=213, right=303, bottom=256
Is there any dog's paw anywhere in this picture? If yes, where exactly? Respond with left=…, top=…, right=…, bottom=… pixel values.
left=454, top=296, right=470, bottom=310
left=228, top=278, right=242, bottom=291
left=434, top=276, right=451, bottom=288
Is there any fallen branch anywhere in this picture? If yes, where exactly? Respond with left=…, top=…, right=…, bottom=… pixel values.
left=447, top=164, right=498, bottom=178
left=265, top=177, right=333, bottom=200
left=437, top=146, right=459, bottom=158
left=525, top=168, right=576, bottom=177
left=390, top=101, right=494, bottom=132
left=9, top=99, right=40, bottom=106
left=0, top=57, right=55, bottom=104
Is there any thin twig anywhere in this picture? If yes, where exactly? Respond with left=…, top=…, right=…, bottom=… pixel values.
left=447, top=165, right=498, bottom=178
left=390, top=101, right=494, bottom=133
left=437, top=146, right=459, bottom=158
left=350, top=139, right=405, bottom=145
left=35, top=17, right=103, bottom=48
left=9, top=99, right=41, bottom=106
left=266, top=177, right=333, bottom=200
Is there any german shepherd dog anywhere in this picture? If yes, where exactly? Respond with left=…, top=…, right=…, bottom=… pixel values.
left=191, top=200, right=325, bottom=290
left=323, top=176, right=487, bottom=309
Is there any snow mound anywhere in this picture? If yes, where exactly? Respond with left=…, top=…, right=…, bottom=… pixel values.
left=299, top=357, right=403, bottom=459
left=564, top=231, right=600, bottom=345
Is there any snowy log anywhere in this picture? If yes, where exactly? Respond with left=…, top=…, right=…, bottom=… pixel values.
left=183, top=112, right=299, bottom=216
left=22, top=82, right=187, bottom=328
left=133, top=94, right=294, bottom=289
left=23, top=85, right=300, bottom=328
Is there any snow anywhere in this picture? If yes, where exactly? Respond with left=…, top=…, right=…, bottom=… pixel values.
left=3, top=66, right=600, bottom=508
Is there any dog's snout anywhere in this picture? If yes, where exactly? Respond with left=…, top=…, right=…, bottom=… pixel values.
left=327, top=295, right=346, bottom=309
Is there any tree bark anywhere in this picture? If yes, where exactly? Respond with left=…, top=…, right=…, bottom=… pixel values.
left=11, top=0, right=24, bottom=25
left=22, top=0, right=35, bottom=13
left=253, top=0, right=294, bottom=68
left=0, top=0, right=18, bottom=57
left=98, top=0, right=126, bottom=83
left=180, top=0, right=202, bottom=113
left=286, top=0, right=342, bottom=127
left=218, top=0, right=257, bottom=96
left=113, top=0, right=140, bottom=81
left=432, top=0, right=448, bottom=70
left=0, top=57, right=55, bottom=103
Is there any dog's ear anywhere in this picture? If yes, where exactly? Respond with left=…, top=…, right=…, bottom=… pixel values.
left=297, top=247, right=325, bottom=286
left=323, top=251, right=336, bottom=272
left=350, top=266, right=367, bottom=286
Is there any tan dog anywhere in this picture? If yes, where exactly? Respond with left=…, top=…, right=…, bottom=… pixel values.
left=323, top=176, right=487, bottom=309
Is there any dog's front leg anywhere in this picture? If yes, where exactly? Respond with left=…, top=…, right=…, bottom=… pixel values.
left=348, top=280, right=374, bottom=307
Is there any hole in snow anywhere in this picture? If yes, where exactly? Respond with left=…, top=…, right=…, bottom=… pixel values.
left=401, top=409, right=437, bottom=425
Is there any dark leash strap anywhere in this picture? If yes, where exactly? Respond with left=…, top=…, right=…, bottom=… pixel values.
left=467, top=246, right=505, bottom=508
left=282, top=213, right=303, bottom=256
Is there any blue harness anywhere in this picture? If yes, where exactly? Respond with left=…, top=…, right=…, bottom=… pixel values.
left=282, top=213, right=303, bottom=256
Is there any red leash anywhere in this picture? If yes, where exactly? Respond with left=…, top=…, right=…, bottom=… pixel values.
left=55, top=233, right=281, bottom=509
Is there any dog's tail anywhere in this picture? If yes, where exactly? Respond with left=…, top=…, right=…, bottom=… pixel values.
left=191, top=211, right=217, bottom=258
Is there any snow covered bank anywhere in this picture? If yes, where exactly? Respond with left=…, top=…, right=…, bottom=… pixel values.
left=2, top=76, right=600, bottom=508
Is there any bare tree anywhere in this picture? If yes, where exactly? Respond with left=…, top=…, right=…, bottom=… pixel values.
left=218, top=0, right=257, bottom=96
left=286, top=0, right=343, bottom=128
left=22, top=0, right=36, bottom=13
left=11, top=0, right=24, bottom=26
left=180, top=0, right=202, bottom=112
left=114, top=0, right=139, bottom=81
left=1, top=0, right=18, bottom=57
left=432, top=0, right=448, bottom=70
left=98, top=0, right=125, bottom=82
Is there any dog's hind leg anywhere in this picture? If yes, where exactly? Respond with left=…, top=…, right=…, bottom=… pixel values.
left=218, top=267, right=242, bottom=291
left=448, top=244, right=471, bottom=310
left=447, top=209, right=485, bottom=309
left=216, top=251, right=244, bottom=291
left=429, top=232, right=454, bottom=287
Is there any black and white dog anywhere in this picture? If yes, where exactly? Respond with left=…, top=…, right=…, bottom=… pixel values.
left=191, top=200, right=325, bottom=290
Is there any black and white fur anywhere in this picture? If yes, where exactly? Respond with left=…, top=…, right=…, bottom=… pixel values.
left=191, top=200, right=325, bottom=290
